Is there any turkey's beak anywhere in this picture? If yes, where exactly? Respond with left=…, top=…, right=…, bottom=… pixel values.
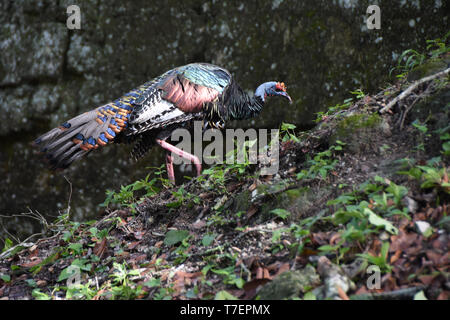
left=278, top=91, right=292, bottom=104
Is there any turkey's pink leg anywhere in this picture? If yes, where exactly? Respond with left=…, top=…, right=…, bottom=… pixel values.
left=156, top=139, right=202, bottom=182
left=165, top=152, right=175, bottom=184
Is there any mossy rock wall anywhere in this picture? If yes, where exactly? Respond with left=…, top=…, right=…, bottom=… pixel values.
left=330, top=113, right=390, bottom=154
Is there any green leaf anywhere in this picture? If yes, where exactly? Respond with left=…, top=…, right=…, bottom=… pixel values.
left=414, top=290, right=427, bottom=300
left=270, top=208, right=291, bottom=220
left=163, top=230, right=190, bottom=246
left=68, top=243, right=83, bottom=254
left=364, top=208, right=398, bottom=235
left=2, top=238, right=13, bottom=252
left=288, top=134, right=300, bottom=143
left=72, top=258, right=92, bottom=271
left=303, top=291, right=317, bottom=300
left=333, top=209, right=364, bottom=224
left=26, top=279, right=37, bottom=287
left=412, top=120, right=428, bottom=134
left=380, top=242, right=390, bottom=259
left=215, top=290, right=238, bottom=300
left=386, top=183, right=408, bottom=205
left=327, top=195, right=355, bottom=206
left=1, top=274, right=11, bottom=282
left=234, top=277, right=245, bottom=289
left=57, top=265, right=80, bottom=282
left=439, top=133, right=450, bottom=141
left=143, top=278, right=161, bottom=288
left=281, top=122, right=297, bottom=131
left=32, top=289, right=51, bottom=300
left=374, top=175, right=388, bottom=184
left=201, top=234, right=216, bottom=247
left=397, top=167, right=422, bottom=180
left=58, top=257, right=93, bottom=282
left=166, top=200, right=182, bottom=208
left=212, top=267, right=233, bottom=276
left=318, top=244, right=339, bottom=252
left=89, top=227, right=98, bottom=237
left=201, top=264, right=212, bottom=276
left=442, top=141, right=450, bottom=155
left=62, top=231, right=72, bottom=242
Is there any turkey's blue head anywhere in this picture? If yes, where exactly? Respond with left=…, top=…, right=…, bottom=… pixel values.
left=255, top=81, right=292, bottom=104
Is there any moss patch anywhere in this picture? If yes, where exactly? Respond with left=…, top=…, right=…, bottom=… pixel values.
left=331, top=113, right=385, bottom=154
left=259, top=186, right=332, bottom=221
left=257, top=266, right=320, bottom=300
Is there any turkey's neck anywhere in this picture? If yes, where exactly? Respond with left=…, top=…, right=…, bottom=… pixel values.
left=230, top=96, right=264, bottom=120
left=226, top=85, right=264, bottom=121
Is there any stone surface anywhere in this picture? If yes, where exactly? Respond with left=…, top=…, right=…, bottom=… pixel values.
left=0, top=22, right=67, bottom=86
left=258, top=266, right=320, bottom=300
left=415, top=221, right=432, bottom=236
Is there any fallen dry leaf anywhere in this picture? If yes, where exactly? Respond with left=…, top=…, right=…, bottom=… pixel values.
left=418, top=275, right=436, bottom=286
left=273, top=262, right=290, bottom=278
left=256, top=266, right=263, bottom=279
left=19, top=259, right=42, bottom=268
left=36, top=280, right=47, bottom=287
left=243, top=278, right=270, bottom=300
left=192, top=219, right=207, bottom=229
left=133, top=231, right=144, bottom=240
left=130, top=254, right=147, bottom=264
left=337, top=285, right=350, bottom=300
left=329, top=232, right=341, bottom=245
left=390, top=249, right=402, bottom=264
left=263, top=268, right=271, bottom=280
left=437, top=291, right=450, bottom=300
left=287, top=167, right=296, bottom=175
left=247, top=205, right=258, bottom=218
left=127, top=241, right=141, bottom=250
left=248, top=182, right=257, bottom=192
left=425, top=250, right=448, bottom=266
left=311, top=231, right=331, bottom=246
left=93, top=238, right=108, bottom=258
left=227, top=181, right=244, bottom=193
left=199, top=192, right=213, bottom=200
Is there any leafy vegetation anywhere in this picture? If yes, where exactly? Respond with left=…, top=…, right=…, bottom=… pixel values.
left=390, top=31, right=450, bottom=78
left=296, top=140, right=345, bottom=180
left=280, top=122, right=300, bottom=143
left=314, top=89, right=366, bottom=123
left=101, top=167, right=167, bottom=211
left=315, top=97, right=353, bottom=123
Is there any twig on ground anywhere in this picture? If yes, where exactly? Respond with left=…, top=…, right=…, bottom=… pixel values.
left=0, top=222, right=20, bottom=244
left=399, top=87, right=429, bottom=130
left=350, top=286, right=426, bottom=300
left=64, top=176, right=73, bottom=220
left=380, top=67, right=450, bottom=114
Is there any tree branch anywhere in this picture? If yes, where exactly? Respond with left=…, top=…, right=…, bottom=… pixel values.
left=380, top=67, right=450, bottom=114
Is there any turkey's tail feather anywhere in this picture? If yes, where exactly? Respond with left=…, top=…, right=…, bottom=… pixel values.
left=34, top=104, right=129, bottom=169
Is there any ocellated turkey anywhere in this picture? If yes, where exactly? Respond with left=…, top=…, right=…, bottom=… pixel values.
left=34, top=63, right=292, bottom=183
